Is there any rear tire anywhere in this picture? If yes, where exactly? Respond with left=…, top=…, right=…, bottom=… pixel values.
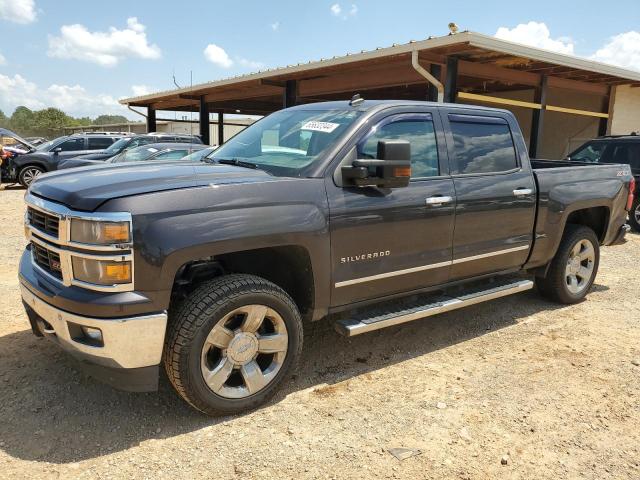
left=536, top=225, right=600, bottom=304
left=163, top=274, right=303, bottom=416
left=18, top=165, right=45, bottom=187
left=629, top=198, right=640, bottom=233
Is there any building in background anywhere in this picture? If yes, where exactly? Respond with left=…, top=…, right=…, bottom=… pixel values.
left=120, top=31, right=640, bottom=159
left=63, top=118, right=255, bottom=145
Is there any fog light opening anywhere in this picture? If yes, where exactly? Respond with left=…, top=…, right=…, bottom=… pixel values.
left=68, top=322, right=104, bottom=347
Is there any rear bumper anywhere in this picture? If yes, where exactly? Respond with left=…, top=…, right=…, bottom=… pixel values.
left=21, top=282, right=167, bottom=392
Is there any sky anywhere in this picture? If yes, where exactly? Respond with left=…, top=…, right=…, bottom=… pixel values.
left=1, top=0, right=639, bottom=120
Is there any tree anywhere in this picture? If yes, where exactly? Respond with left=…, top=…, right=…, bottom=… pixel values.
left=9, top=106, right=35, bottom=135
left=93, top=115, right=129, bottom=126
left=0, top=109, right=7, bottom=128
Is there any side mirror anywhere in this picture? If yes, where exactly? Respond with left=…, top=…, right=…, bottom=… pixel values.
left=53, top=147, right=62, bottom=154
left=342, top=140, right=411, bottom=188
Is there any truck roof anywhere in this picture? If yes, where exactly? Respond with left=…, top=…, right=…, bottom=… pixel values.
left=288, top=99, right=512, bottom=115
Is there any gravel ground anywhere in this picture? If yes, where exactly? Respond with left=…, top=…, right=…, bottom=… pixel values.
left=1, top=186, right=639, bottom=479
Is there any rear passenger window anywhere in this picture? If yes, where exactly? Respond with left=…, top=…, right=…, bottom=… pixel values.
left=449, top=117, right=518, bottom=174
left=87, top=137, right=115, bottom=150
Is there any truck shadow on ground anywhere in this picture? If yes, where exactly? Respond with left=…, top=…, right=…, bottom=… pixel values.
left=0, top=286, right=607, bottom=464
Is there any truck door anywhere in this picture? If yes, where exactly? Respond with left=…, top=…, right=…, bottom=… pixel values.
left=441, top=109, right=536, bottom=279
left=327, top=110, right=456, bottom=306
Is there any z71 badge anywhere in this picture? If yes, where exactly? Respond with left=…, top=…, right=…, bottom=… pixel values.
left=341, top=250, right=390, bottom=263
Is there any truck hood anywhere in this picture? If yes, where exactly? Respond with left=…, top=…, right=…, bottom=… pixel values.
left=29, top=162, right=274, bottom=211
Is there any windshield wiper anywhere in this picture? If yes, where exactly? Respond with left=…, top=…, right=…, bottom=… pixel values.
left=216, top=158, right=260, bottom=170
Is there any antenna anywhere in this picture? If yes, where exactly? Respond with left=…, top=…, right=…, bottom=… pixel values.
left=190, top=70, right=193, bottom=137
left=349, top=93, right=364, bottom=107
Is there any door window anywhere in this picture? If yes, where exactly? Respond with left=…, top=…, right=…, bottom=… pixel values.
left=602, top=143, right=640, bottom=171
left=358, top=117, right=439, bottom=178
left=449, top=117, right=518, bottom=174
left=56, top=138, right=85, bottom=152
left=153, top=149, right=188, bottom=160
left=87, top=137, right=115, bottom=150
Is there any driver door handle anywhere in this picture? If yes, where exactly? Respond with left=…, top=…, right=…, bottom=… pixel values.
left=513, top=188, right=533, bottom=197
left=426, top=196, right=453, bottom=206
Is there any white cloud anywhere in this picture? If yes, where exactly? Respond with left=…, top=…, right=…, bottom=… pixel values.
left=238, top=58, right=265, bottom=70
left=590, top=31, right=640, bottom=71
left=0, top=0, right=37, bottom=24
left=131, top=85, right=154, bottom=97
left=331, top=3, right=357, bottom=19
left=270, top=21, right=280, bottom=31
left=495, top=21, right=574, bottom=55
left=203, top=44, right=263, bottom=70
left=204, top=44, right=233, bottom=68
left=47, top=17, right=161, bottom=67
left=0, top=73, right=133, bottom=118
left=0, top=52, right=5, bottom=65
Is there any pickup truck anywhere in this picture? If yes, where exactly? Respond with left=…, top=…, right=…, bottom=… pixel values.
left=19, top=100, right=634, bottom=416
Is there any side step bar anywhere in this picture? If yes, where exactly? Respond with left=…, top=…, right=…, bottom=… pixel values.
left=334, top=279, right=534, bottom=337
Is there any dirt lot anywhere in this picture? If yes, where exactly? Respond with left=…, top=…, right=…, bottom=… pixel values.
left=0, top=186, right=639, bottom=480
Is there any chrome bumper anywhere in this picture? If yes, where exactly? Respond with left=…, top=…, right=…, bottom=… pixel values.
left=21, top=283, right=167, bottom=369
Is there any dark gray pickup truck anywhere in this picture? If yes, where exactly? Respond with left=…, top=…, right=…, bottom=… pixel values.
left=19, top=100, right=634, bottom=415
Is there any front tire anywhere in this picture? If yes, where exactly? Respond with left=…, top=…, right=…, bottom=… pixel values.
left=536, top=225, right=600, bottom=304
left=629, top=198, right=640, bottom=233
left=164, top=274, right=303, bottom=416
left=18, top=165, right=45, bottom=187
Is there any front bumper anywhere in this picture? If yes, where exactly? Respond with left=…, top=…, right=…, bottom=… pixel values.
left=21, top=281, right=167, bottom=392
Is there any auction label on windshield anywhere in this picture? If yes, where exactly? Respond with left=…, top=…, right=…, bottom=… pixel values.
left=301, top=121, right=340, bottom=133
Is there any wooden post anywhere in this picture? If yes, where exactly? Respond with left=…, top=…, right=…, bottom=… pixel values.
left=529, top=75, right=548, bottom=158
left=199, top=97, right=210, bottom=145
left=444, top=57, right=458, bottom=103
left=146, top=106, right=156, bottom=133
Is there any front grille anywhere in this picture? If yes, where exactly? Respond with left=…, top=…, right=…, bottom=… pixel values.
left=27, top=207, right=60, bottom=238
left=31, top=242, right=63, bottom=279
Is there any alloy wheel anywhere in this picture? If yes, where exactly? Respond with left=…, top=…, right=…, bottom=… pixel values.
left=200, top=304, right=288, bottom=399
left=565, top=239, right=595, bottom=294
left=21, top=167, right=42, bottom=185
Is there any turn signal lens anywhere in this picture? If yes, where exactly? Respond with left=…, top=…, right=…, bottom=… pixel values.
left=627, top=177, right=636, bottom=211
left=394, top=166, right=411, bottom=177
left=72, top=257, right=132, bottom=285
left=70, top=219, right=131, bottom=245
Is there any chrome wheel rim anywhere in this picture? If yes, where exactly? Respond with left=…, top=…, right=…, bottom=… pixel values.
left=22, top=168, right=42, bottom=185
left=565, top=239, right=595, bottom=295
left=634, top=203, right=640, bottom=224
left=200, top=304, right=288, bottom=399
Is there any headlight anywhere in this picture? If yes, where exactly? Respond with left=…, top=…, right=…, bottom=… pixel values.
left=70, top=219, right=130, bottom=245
left=72, top=257, right=132, bottom=285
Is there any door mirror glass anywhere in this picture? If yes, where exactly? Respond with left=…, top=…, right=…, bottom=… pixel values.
left=342, top=140, right=411, bottom=188
left=53, top=147, right=62, bottom=153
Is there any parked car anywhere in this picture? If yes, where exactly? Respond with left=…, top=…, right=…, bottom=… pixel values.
left=1, top=128, right=36, bottom=183
left=61, top=133, right=205, bottom=167
left=4, top=132, right=126, bottom=186
left=567, top=133, right=640, bottom=231
left=20, top=100, right=634, bottom=416
left=181, top=145, right=218, bottom=162
left=58, top=143, right=207, bottom=169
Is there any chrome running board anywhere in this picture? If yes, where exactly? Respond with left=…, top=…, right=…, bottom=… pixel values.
left=334, top=279, right=534, bottom=337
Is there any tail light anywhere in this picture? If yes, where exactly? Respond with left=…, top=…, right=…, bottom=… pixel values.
left=627, top=177, right=636, bottom=211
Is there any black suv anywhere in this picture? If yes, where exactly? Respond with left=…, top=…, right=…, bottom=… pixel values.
left=568, top=134, right=640, bottom=231
left=5, top=132, right=127, bottom=186
left=59, top=133, right=204, bottom=169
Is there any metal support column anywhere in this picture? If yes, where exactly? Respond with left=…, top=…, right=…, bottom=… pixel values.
left=444, top=57, right=458, bottom=103
left=598, top=86, right=613, bottom=137
left=146, top=106, right=156, bottom=133
left=199, top=97, right=210, bottom=145
left=428, top=64, right=442, bottom=102
left=529, top=75, right=548, bottom=158
left=284, top=80, right=297, bottom=108
left=217, top=111, right=224, bottom=145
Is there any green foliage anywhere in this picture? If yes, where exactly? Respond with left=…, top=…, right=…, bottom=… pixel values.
left=93, top=115, right=129, bottom=125
left=1, top=107, right=135, bottom=138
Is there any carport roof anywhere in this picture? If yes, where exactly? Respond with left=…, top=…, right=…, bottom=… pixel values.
left=120, top=31, right=640, bottom=114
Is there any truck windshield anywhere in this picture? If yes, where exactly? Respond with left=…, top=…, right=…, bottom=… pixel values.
left=210, top=109, right=362, bottom=176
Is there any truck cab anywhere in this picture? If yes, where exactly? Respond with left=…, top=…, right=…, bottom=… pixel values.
left=19, top=100, right=634, bottom=416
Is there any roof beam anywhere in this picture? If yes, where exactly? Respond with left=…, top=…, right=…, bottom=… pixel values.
left=458, top=60, right=540, bottom=86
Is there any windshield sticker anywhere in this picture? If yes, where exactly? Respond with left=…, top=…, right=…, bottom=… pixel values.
left=301, top=121, right=340, bottom=133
